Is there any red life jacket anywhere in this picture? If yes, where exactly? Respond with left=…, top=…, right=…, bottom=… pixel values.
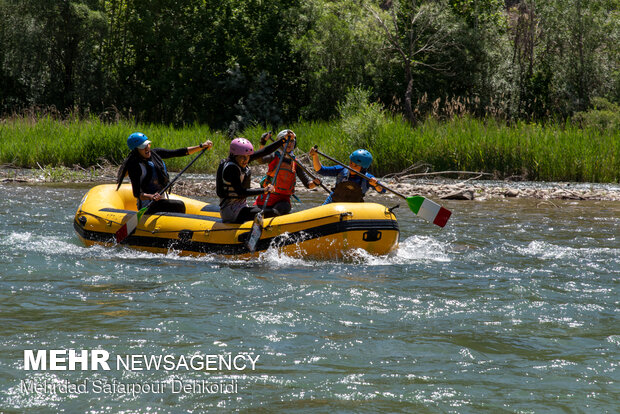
left=265, top=154, right=296, bottom=196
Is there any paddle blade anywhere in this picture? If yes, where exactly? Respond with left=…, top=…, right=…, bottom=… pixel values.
left=136, top=206, right=147, bottom=222
left=406, top=196, right=452, bottom=228
left=115, top=213, right=138, bottom=243
left=245, top=213, right=264, bottom=252
left=114, top=207, right=147, bottom=243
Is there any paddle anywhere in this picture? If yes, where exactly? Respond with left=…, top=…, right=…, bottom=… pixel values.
left=263, top=132, right=330, bottom=195
left=246, top=135, right=293, bottom=252
left=115, top=145, right=210, bottom=243
left=294, top=158, right=331, bottom=194
left=312, top=146, right=452, bottom=228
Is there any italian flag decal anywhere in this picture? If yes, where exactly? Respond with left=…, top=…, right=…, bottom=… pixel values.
left=406, top=196, right=452, bottom=228
left=115, top=208, right=146, bottom=243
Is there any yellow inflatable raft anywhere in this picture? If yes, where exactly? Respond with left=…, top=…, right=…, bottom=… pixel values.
left=74, top=184, right=399, bottom=259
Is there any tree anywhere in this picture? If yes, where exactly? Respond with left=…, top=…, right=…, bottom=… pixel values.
left=293, top=0, right=382, bottom=120
left=0, top=0, right=106, bottom=113
left=365, top=0, right=466, bottom=123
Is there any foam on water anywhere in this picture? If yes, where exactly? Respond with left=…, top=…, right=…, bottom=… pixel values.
left=0, top=232, right=454, bottom=268
left=520, top=240, right=597, bottom=260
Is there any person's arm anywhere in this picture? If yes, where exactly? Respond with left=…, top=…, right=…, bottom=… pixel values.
left=153, top=147, right=188, bottom=158
left=187, top=140, right=213, bottom=155
left=296, top=162, right=320, bottom=189
left=222, top=164, right=269, bottom=197
left=296, top=162, right=311, bottom=188
left=250, top=137, right=285, bottom=161
left=127, top=163, right=143, bottom=199
left=155, top=140, right=212, bottom=159
left=316, top=164, right=342, bottom=177
left=367, top=173, right=386, bottom=194
left=308, top=147, right=323, bottom=172
left=254, top=131, right=275, bottom=164
left=257, top=152, right=276, bottom=165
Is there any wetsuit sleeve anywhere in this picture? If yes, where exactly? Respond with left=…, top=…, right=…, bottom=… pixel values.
left=222, top=164, right=265, bottom=197
left=257, top=153, right=276, bottom=165
left=317, top=165, right=342, bottom=177
left=152, top=147, right=189, bottom=159
left=250, top=138, right=285, bottom=162
left=296, top=162, right=313, bottom=188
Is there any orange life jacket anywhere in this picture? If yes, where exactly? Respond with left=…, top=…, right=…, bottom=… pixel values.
left=265, top=154, right=296, bottom=196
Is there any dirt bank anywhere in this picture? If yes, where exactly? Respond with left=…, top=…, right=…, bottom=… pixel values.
left=172, top=179, right=620, bottom=202
left=2, top=165, right=620, bottom=201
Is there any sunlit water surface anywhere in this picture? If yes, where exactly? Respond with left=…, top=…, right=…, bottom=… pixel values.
left=0, top=184, right=618, bottom=413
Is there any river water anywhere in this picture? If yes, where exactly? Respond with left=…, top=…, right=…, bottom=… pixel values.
left=0, top=183, right=618, bottom=413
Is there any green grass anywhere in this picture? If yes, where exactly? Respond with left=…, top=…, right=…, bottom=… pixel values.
left=0, top=115, right=230, bottom=173
left=288, top=115, right=619, bottom=183
left=1, top=113, right=618, bottom=182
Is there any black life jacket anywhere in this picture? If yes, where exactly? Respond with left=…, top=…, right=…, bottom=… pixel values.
left=216, top=158, right=252, bottom=200
left=116, top=149, right=170, bottom=193
left=331, top=181, right=364, bottom=202
left=335, top=168, right=370, bottom=194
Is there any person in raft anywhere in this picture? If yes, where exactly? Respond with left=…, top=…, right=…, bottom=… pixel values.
left=308, top=147, right=386, bottom=204
left=253, top=129, right=322, bottom=216
left=116, top=132, right=213, bottom=214
left=216, top=136, right=287, bottom=223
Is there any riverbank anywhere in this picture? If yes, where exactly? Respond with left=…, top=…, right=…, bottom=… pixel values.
left=2, top=164, right=619, bottom=201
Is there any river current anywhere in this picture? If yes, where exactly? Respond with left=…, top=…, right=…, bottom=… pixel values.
left=0, top=183, right=618, bottom=413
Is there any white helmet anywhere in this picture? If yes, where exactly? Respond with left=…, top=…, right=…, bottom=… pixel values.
left=277, top=129, right=296, bottom=147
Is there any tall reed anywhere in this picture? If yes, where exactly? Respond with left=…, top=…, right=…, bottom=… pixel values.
left=0, top=114, right=230, bottom=173
left=1, top=112, right=618, bottom=182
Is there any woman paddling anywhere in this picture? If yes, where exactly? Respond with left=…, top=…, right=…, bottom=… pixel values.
left=216, top=136, right=286, bottom=223
left=116, top=132, right=212, bottom=214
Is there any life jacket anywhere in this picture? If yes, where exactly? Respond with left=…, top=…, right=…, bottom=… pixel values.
left=335, top=168, right=370, bottom=195
left=263, top=152, right=296, bottom=196
left=116, top=150, right=170, bottom=209
left=216, top=158, right=252, bottom=204
left=331, top=181, right=364, bottom=202
left=116, top=149, right=170, bottom=193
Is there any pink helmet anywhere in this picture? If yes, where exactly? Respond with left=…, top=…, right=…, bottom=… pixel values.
left=229, top=138, right=254, bottom=156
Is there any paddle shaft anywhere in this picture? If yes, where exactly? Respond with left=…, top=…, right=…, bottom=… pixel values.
left=247, top=136, right=291, bottom=251
left=159, top=146, right=209, bottom=196
left=265, top=133, right=330, bottom=194
left=137, top=145, right=209, bottom=215
left=294, top=158, right=331, bottom=194
left=312, top=146, right=407, bottom=200
left=260, top=135, right=293, bottom=210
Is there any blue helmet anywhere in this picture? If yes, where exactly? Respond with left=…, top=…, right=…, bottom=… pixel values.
left=127, top=132, right=151, bottom=150
left=349, top=149, right=373, bottom=169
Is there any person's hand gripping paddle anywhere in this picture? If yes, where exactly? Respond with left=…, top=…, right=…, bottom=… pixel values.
left=313, top=146, right=452, bottom=228
left=246, top=134, right=293, bottom=252
left=115, top=143, right=211, bottom=244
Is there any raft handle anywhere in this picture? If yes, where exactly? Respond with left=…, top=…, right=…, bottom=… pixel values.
left=363, top=230, right=382, bottom=242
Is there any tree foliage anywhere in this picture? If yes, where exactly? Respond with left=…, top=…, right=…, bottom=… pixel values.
left=0, top=0, right=618, bottom=127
